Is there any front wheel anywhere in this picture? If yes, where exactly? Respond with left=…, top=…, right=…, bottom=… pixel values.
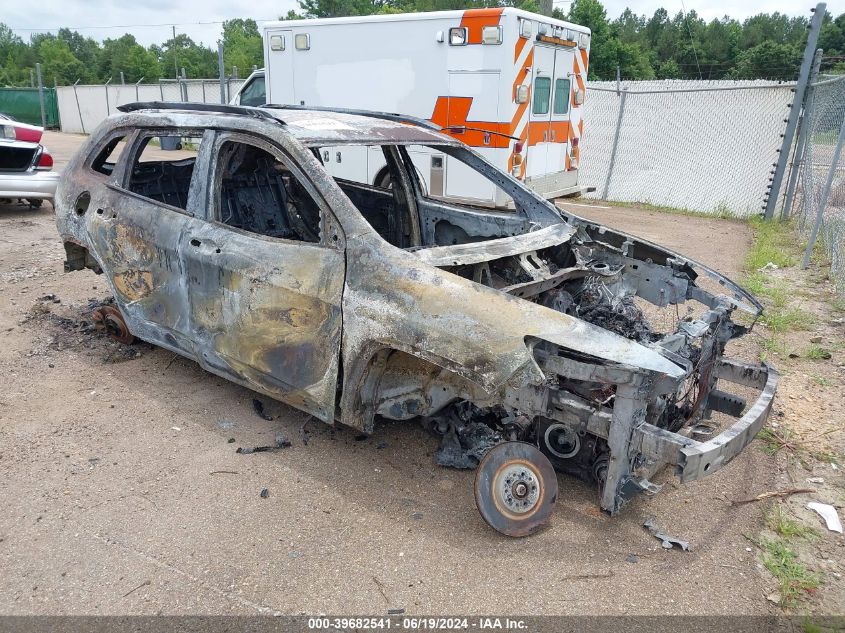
left=474, top=441, right=558, bottom=537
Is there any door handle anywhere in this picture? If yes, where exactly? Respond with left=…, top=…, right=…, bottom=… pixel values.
left=322, top=150, right=330, bottom=162
left=551, top=130, right=556, bottom=141
left=543, top=131, right=548, bottom=142
left=336, top=151, right=342, bottom=163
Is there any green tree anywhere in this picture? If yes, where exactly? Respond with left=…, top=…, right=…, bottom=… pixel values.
left=820, top=13, right=845, bottom=58
left=729, top=41, right=801, bottom=80
left=57, top=28, right=101, bottom=81
left=567, top=0, right=616, bottom=79
left=97, top=34, right=160, bottom=82
left=656, top=58, right=681, bottom=79
left=38, top=39, right=86, bottom=85
left=155, top=34, right=217, bottom=79
left=222, top=19, right=263, bottom=76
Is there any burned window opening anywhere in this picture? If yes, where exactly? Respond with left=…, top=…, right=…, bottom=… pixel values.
left=216, top=141, right=320, bottom=243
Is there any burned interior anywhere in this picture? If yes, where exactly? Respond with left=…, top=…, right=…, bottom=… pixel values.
left=55, top=103, right=778, bottom=537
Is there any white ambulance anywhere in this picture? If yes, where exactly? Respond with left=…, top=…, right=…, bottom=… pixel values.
left=235, top=8, right=591, bottom=206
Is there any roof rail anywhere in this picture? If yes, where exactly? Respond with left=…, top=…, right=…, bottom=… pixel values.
left=262, top=104, right=441, bottom=131
left=117, top=101, right=280, bottom=122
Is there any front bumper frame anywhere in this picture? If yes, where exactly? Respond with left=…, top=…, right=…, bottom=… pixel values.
left=635, top=358, right=779, bottom=482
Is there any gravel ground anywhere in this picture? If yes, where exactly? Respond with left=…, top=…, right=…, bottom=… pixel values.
left=0, top=132, right=784, bottom=615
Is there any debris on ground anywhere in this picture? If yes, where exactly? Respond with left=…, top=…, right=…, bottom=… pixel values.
left=807, top=477, right=825, bottom=484
left=731, top=488, right=815, bottom=505
left=236, top=434, right=291, bottom=454
left=758, top=262, right=779, bottom=272
left=807, top=502, right=843, bottom=533
left=299, top=416, right=313, bottom=446
left=260, top=488, right=269, bottom=498
left=387, top=609, right=405, bottom=616
left=643, top=518, right=690, bottom=551
left=434, top=422, right=502, bottom=469
left=217, top=419, right=236, bottom=430
left=252, top=399, right=273, bottom=421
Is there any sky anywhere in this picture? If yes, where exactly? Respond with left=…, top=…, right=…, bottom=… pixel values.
left=5, top=0, right=845, bottom=48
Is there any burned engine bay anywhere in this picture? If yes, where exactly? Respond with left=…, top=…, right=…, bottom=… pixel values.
left=403, top=212, right=769, bottom=515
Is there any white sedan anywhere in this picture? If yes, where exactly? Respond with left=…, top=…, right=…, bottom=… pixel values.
left=0, top=114, right=60, bottom=208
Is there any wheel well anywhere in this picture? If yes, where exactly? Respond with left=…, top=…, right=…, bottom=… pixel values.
left=63, top=241, right=102, bottom=274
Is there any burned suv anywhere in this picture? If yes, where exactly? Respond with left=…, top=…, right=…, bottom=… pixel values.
left=55, top=102, right=777, bottom=537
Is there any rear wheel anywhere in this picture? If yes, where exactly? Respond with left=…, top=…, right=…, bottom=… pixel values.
left=474, top=441, right=557, bottom=537
left=92, top=305, right=135, bottom=344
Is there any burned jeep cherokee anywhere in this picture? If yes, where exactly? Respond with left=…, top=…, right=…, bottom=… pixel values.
left=55, top=103, right=778, bottom=537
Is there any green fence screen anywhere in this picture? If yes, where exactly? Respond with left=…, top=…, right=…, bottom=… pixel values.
left=0, top=87, right=60, bottom=128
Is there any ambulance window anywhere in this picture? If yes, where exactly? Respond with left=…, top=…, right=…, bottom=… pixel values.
left=238, top=76, right=266, bottom=107
left=553, top=78, right=570, bottom=115
left=533, top=77, right=551, bottom=115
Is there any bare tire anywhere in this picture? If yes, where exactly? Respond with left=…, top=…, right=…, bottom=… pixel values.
left=474, top=441, right=558, bottom=537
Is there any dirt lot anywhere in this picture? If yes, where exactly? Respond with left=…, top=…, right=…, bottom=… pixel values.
left=0, top=132, right=842, bottom=616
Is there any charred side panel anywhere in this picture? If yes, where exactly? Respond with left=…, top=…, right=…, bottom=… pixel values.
left=182, top=222, right=345, bottom=423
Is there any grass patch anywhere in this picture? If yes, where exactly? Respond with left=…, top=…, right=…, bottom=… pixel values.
left=746, top=217, right=798, bottom=271
left=760, top=538, right=821, bottom=609
left=760, top=336, right=789, bottom=360
left=766, top=505, right=818, bottom=540
left=811, top=374, right=833, bottom=386
left=602, top=199, right=740, bottom=220
left=761, top=308, right=816, bottom=333
left=831, top=298, right=845, bottom=313
left=743, top=273, right=789, bottom=307
left=757, top=426, right=795, bottom=455
left=806, top=345, right=832, bottom=360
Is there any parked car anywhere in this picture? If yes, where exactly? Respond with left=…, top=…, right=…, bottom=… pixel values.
left=0, top=113, right=59, bottom=208
left=55, top=102, right=777, bottom=537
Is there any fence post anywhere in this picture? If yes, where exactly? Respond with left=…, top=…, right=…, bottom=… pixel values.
left=104, top=77, right=112, bottom=116
left=36, top=63, right=46, bottom=128
left=159, top=81, right=164, bottom=100
left=135, top=77, right=143, bottom=102
left=782, top=48, right=823, bottom=221
left=218, top=41, right=226, bottom=104
left=120, top=71, right=125, bottom=85
left=801, top=112, right=845, bottom=268
left=602, top=89, right=627, bottom=200
left=72, top=79, right=85, bottom=134
left=30, top=69, right=34, bottom=88
left=765, top=2, right=826, bottom=219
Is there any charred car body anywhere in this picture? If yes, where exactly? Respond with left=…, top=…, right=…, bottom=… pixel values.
left=55, top=102, right=778, bottom=536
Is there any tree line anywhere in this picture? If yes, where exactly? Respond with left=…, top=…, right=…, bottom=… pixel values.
left=1, top=0, right=844, bottom=87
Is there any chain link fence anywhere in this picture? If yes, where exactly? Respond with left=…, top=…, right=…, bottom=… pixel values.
left=789, top=74, right=845, bottom=290
left=580, top=80, right=796, bottom=217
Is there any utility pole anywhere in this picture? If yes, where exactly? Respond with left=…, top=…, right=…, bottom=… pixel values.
left=218, top=41, right=226, bottom=104
left=172, top=25, right=179, bottom=80
left=540, top=0, right=553, bottom=17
